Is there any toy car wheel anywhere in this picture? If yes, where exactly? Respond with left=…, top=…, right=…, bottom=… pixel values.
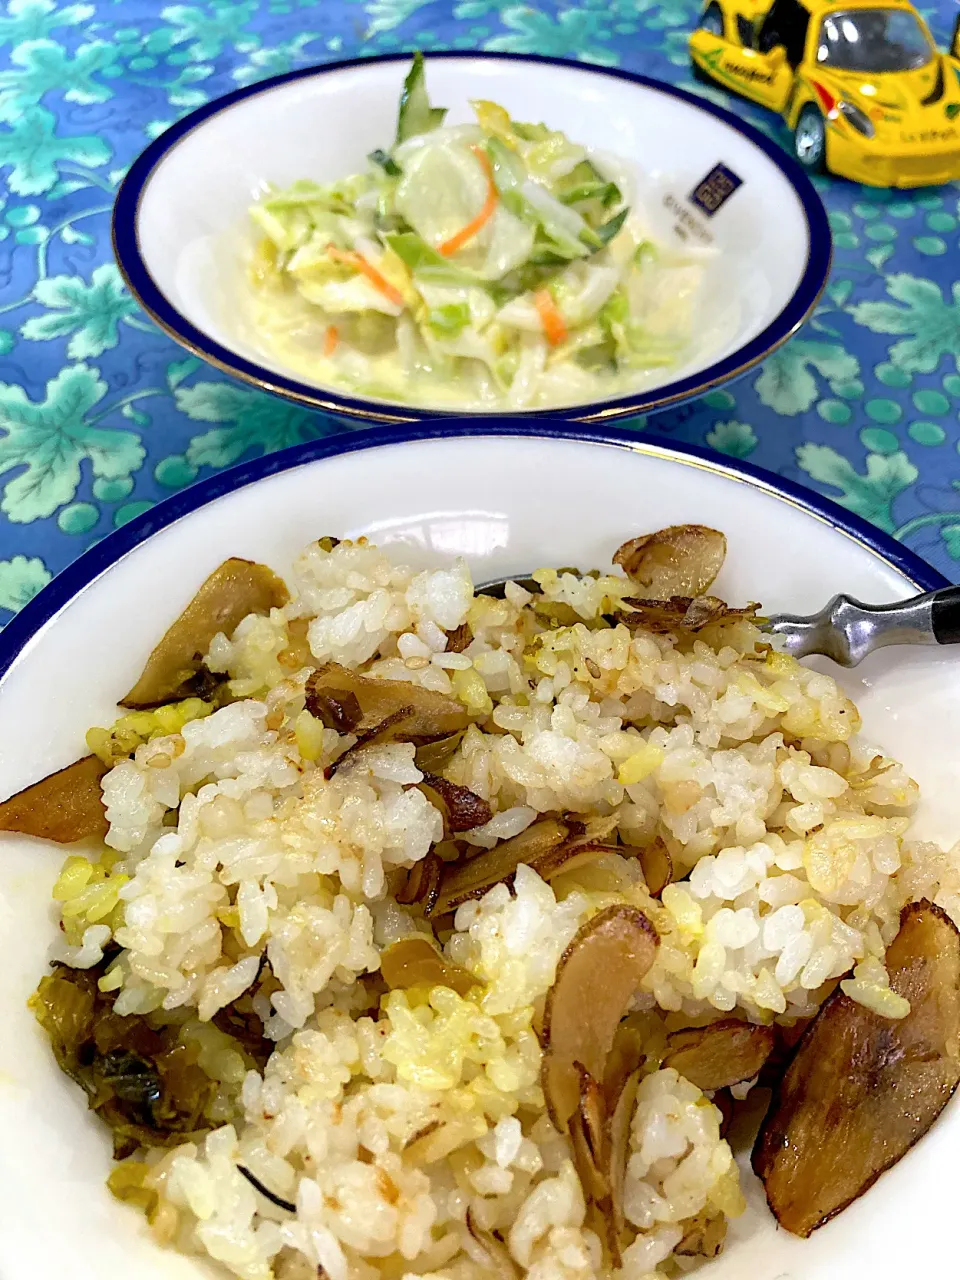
left=794, top=105, right=826, bottom=174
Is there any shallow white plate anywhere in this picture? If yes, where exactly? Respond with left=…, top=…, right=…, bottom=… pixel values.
left=112, top=52, right=831, bottom=423
left=0, top=423, right=954, bottom=1280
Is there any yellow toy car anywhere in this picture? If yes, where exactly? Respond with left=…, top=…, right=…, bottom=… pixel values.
left=689, top=0, right=960, bottom=186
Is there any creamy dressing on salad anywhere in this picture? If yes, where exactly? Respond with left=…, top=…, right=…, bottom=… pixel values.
left=236, top=55, right=717, bottom=411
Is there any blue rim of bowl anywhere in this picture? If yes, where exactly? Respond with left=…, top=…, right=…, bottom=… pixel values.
left=0, top=421, right=946, bottom=688
left=111, top=50, right=833, bottom=425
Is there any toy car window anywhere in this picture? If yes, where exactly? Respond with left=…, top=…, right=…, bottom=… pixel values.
left=736, top=14, right=755, bottom=46
left=699, top=2, right=725, bottom=36
left=757, top=0, right=810, bottom=67
left=816, top=8, right=932, bottom=72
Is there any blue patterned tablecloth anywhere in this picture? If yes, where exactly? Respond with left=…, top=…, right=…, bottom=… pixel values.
left=0, top=0, right=959, bottom=621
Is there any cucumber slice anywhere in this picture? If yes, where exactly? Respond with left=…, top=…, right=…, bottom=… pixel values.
left=555, top=160, right=621, bottom=208
left=593, top=207, right=629, bottom=247
left=559, top=180, right=621, bottom=207
left=384, top=231, right=480, bottom=287
left=396, top=52, right=448, bottom=144
left=369, top=148, right=401, bottom=177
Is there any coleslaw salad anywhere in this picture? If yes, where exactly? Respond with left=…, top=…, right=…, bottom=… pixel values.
left=242, top=53, right=716, bottom=411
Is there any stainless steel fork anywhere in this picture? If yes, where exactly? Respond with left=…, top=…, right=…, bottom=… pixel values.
left=477, top=578, right=960, bottom=667
left=761, top=585, right=960, bottom=666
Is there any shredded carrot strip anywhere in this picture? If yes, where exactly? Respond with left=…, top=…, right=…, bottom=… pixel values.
left=323, top=325, right=339, bottom=357
left=438, top=146, right=499, bottom=257
left=534, top=289, right=568, bottom=347
left=327, top=247, right=405, bottom=308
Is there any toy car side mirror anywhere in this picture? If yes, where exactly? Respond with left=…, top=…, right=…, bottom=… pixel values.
left=768, top=44, right=787, bottom=67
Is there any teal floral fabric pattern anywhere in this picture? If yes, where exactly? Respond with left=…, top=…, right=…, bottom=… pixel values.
left=0, top=0, right=959, bottom=625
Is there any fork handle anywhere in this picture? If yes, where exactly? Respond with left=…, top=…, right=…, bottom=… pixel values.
left=769, top=584, right=960, bottom=665
left=931, top=584, right=960, bottom=644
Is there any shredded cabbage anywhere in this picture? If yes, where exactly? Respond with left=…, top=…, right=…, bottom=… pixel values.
left=239, top=55, right=709, bottom=411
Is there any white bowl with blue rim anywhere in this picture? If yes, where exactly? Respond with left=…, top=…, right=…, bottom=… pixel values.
left=112, top=52, right=831, bottom=424
left=0, top=421, right=956, bottom=1280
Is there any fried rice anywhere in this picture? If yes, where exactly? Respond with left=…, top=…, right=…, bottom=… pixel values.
left=38, top=536, right=960, bottom=1280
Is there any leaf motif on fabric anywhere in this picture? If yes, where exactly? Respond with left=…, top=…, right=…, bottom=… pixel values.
left=175, top=379, right=331, bottom=471
left=796, top=443, right=918, bottom=532
left=0, top=553, right=51, bottom=615
left=754, top=339, right=861, bottom=416
left=0, top=364, right=144, bottom=523
left=166, top=356, right=202, bottom=390
left=22, top=264, right=137, bottom=358
left=849, top=273, right=960, bottom=373
left=231, top=33, right=317, bottom=88
left=174, top=380, right=253, bottom=424
left=0, top=0, right=95, bottom=46
left=160, top=1, right=259, bottom=62
left=0, top=39, right=118, bottom=120
left=0, top=105, right=110, bottom=195
left=486, top=6, right=619, bottom=63
left=705, top=419, right=758, bottom=459
left=365, top=0, right=435, bottom=36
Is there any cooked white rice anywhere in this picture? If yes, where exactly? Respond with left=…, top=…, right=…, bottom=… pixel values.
left=48, top=536, right=960, bottom=1279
